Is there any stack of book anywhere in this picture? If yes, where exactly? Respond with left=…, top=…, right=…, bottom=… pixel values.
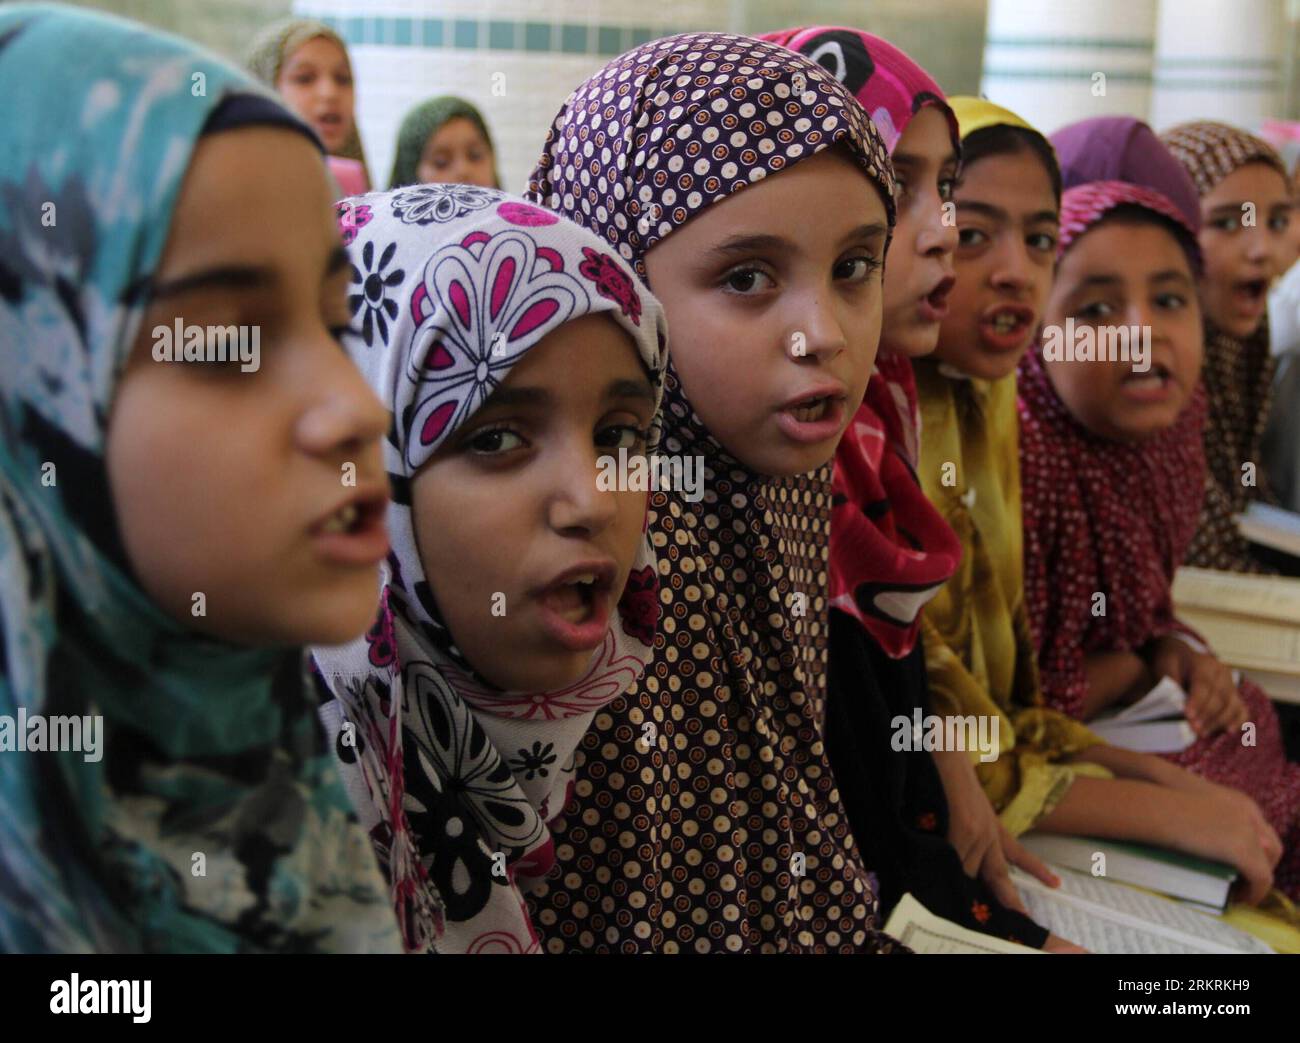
left=1171, top=565, right=1300, bottom=705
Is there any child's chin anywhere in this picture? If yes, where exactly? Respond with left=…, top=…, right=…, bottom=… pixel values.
left=486, top=647, right=596, bottom=693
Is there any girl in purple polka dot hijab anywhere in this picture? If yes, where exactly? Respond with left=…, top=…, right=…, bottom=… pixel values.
left=525, top=32, right=903, bottom=952
left=312, top=186, right=668, bottom=953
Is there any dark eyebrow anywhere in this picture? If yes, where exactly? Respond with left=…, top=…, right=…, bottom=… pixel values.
left=956, top=200, right=1008, bottom=223
left=146, top=264, right=277, bottom=302
left=892, top=148, right=959, bottom=171
left=1150, top=268, right=1195, bottom=286
left=605, top=377, right=656, bottom=405
left=838, top=222, right=889, bottom=247
left=478, top=385, right=551, bottom=410
left=704, top=233, right=792, bottom=261
left=145, top=245, right=350, bottom=302
left=1074, top=274, right=1123, bottom=290
left=957, top=201, right=1058, bottom=228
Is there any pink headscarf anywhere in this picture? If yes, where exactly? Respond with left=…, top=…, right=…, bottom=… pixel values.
left=759, top=26, right=959, bottom=153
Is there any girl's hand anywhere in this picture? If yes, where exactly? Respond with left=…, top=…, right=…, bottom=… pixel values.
left=1147, top=637, right=1247, bottom=738
left=1183, top=654, right=1249, bottom=737
left=1161, top=784, right=1282, bottom=905
left=932, top=748, right=1060, bottom=916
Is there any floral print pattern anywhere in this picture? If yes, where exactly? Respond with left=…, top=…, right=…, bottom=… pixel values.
left=390, top=182, right=497, bottom=225
left=311, top=189, right=668, bottom=953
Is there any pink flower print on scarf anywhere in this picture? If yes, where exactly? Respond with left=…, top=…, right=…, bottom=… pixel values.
left=404, top=227, right=587, bottom=460
left=579, top=247, right=642, bottom=325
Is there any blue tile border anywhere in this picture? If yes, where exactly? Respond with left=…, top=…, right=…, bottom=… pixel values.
left=311, top=13, right=675, bottom=56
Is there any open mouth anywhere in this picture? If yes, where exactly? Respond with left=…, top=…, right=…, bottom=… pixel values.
left=1234, top=278, right=1269, bottom=304
left=319, top=501, right=364, bottom=534
left=313, top=113, right=344, bottom=137
left=535, top=561, right=617, bottom=651
left=989, top=309, right=1029, bottom=335
left=1123, top=361, right=1173, bottom=391
left=311, top=492, right=389, bottom=565
left=918, top=275, right=956, bottom=321
left=788, top=396, right=832, bottom=423
left=978, top=303, right=1037, bottom=351
left=540, top=570, right=609, bottom=623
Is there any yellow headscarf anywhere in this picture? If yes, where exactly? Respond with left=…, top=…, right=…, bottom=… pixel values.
left=916, top=96, right=1100, bottom=836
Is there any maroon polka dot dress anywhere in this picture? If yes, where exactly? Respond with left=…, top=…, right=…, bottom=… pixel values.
left=1018, top=348, right=1300, bottom=898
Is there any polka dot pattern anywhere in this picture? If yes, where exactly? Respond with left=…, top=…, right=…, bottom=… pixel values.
left=522, top=31, right=901, bottom=953
left=1017, top=349, right=1300, bottom=899
left=525, top=370, right=900, bottom=952
left=526, top=31, right=895, bottom=279
left=1160, top=121, right=1287, bottom=575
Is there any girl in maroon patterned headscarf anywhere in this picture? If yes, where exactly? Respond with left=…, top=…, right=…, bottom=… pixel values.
left=525, top=32, right=903, bottom=952
left=1020, top=179, right=1300, bottom=902
left=1160, top=122, right=1295, bottom=575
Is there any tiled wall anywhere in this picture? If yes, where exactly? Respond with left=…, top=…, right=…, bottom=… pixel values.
left=294, top=1, right=731, bottom=192
left=294, top=0, right=992, bottom=192
left=62, top=0, right=1300, bottom=187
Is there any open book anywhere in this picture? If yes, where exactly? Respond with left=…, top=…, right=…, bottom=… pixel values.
left=1088, top=676, right=1195, bottom=753
left=1010, top=867, right=1272, bottom=954
left=1172, top=566, right=1300, bottom=705
left=882, top=893, right=1042, bottom=954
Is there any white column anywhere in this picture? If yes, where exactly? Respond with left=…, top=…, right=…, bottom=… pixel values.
left=1150, top=0, right=1286, bottom=131
left=980, top=0, right=1159, bottom=133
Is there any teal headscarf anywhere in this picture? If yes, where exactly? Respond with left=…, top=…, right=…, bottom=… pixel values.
left=388, top=95, right=500, bottom=190
left=0, top=4, right=402, bottom=954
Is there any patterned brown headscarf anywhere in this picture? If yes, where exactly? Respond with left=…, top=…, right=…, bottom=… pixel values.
left=1161, top=121, right=1286, bottom=573
left=525, top=31, right=902, bottom=952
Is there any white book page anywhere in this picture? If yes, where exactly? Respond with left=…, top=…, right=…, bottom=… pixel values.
left=1010, top=868, right=1272, bottom=955
left=883, top=894, right=1041, bottom=954
left=1102, top=676, right=1187, bottom=723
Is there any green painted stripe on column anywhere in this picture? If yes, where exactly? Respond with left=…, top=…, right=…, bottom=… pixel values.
left=307, top=13, right=679, bottom=56
left=982, top=68, right=1154, bottom=82
left=986, top=36, right=1153, bottom=50
left=1155, top=57, right=1280, bottom=69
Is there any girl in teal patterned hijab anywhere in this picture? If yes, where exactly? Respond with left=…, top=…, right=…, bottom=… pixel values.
left=388, top=95, right=501, bottom=190
left=0, top=4, right=406, bottom=953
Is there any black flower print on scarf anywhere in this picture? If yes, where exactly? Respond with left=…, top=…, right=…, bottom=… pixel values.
left=348, top=239, right=403, bottom=347
left=390, top=183, right=497, bottom=225
left=509, top=742, right=557, bottom=782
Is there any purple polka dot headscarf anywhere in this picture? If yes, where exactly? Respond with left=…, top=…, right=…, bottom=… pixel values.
left=519, top=34, right=911, bottom=954
left=527, top=31, right=896, bottom=278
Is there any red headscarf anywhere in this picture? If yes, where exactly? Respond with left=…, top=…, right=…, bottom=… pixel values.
left=762, top=26, right=962, bottom=657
